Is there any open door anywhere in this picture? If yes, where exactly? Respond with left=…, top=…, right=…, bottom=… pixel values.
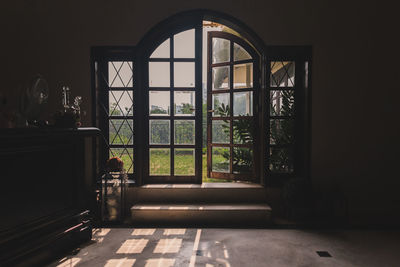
left=207, top=32, right=260, bottom=181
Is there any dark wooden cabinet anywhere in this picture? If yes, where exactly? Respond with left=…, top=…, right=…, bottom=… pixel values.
left=0, top=127, right=100, bottom=266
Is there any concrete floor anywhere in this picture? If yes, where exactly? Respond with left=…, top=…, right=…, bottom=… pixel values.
left=49, top=228, right=400, bottom=267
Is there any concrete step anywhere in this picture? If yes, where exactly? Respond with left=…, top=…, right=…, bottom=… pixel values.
left=130, top=203, right=272, bottom=226
left=127, top=183, right=268, bottom=204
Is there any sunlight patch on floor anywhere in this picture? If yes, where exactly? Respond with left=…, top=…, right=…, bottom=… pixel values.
left=94, top=228, right=111, bottom=236
left=131, top=228, right=156, bottom=236
left=189, top=229, right=202, bottom=267
left=145, top=258, right=175, bottom=267
left=116, top=239, right=148, bottom=254
left=55, top=257, right=81, bottom=267
left=153, top=238, right=182, bottom=254
left=104, top=258, right=136, bottom=267
left=163, top=228, right=186, bottom=235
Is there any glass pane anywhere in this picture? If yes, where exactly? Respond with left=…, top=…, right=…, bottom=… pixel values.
left=108, top=61, right=133, bottom=87
left=270, top=119, right=294, bottom=145
left=233, top=43, right=251, bottom=61
left=269, top=147, right=294, bottom=173
left=174, top=120, right=195, bottom=145
left=109, top=119, right=133, bottom=145
left=270, top=61, right=295, bottom=87
left=174, top=149, right=195, bottom=175
left=212, top=38, right=230, bottom=63
left=270, top=90, right=294, bottom=116
left=233, top=147, right=253, bottom=174
left=233, top=63, right=253, bottom=89
left=174, top=62, right=195, bottom=87
left=150, top=148, right=170, bottom=175
left=150, top=38, right=170, bottom=58
left=212, top=66, right=230, bottom=90
left=212, top=120, right=229, bottom=144
left=212, top=147, right=230, bottom=172
left=149, top=62, right=170, bottom=87
left=109, top=148, right=133, bottom=173
left=212, top=93, right=230, bottom=117
left=174, top=91, right=195, bottom=116
left=109, top=90, right=133, bottom=116
left=149, top=91, right=170, bottom=116
left=233, top=92, right=253, bottom=116
left=233, top=120, right=253, bottom=144
left=174, top=29, right=195, bottom=58
left=150, top=120, right=170, bottom=145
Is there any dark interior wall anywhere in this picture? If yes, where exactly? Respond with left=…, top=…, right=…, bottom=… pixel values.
left=1, top=0, right=399, bottom=226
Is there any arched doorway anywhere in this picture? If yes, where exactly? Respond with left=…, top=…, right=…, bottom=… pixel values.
left=92, top=10, right=311, bottom=186
left=137, top=11, right=263, bottom=184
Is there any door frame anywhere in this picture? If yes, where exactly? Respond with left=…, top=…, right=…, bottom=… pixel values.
left=263, top=46, right=312, bottom=186
left=138, top=19, right=203, bottom=184
left=90, top=46, right=136, bottom=180
left=91, top=10, right=312, bottom=186
left=206, top=31, right=261, bottom=182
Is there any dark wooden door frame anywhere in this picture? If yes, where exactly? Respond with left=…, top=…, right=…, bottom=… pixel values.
left=263, top=46, right=312, bottom=186
left=206, top=31, right=261, bottom=182
left=139, top=21, right=204, bottom=184
left=90, top=46, right=136, bottom=181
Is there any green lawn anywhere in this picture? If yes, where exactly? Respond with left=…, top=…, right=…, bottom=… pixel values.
left=149, top=149, right=171, bottom=175
left=111, top=148, right=230, bottom=182
left=202, top=153, right=230, bottom=183
left=148, top=149, right=230, bottom=182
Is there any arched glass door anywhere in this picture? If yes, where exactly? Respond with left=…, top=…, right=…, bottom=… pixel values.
left=146, top=27, right=202, bottom=183
left=207, top=32, right=259, bottom=181
left=92, top=12, right=311, bottom=186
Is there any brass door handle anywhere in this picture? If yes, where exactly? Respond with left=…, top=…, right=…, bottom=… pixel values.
left=207, top=110, right=214, bottom=113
